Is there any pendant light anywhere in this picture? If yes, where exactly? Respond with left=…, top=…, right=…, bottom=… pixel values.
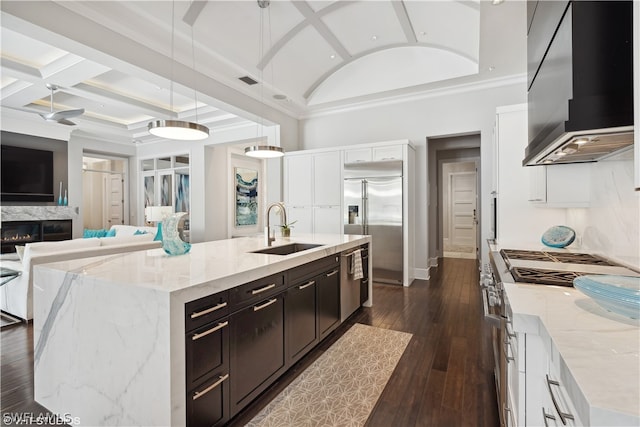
left=244, top=0, right=284, bottom=158
left=148, top=1, right=209, bottom=141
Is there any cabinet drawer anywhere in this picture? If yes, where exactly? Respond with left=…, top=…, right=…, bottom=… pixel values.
left=186, top=318, right=229, bottom=388
left=372, top=145, right=403, bottom=161
left=185, top=290, right=229, bottom=332
left=186, top=371, right=230, bottom=427
left=229, top=273, right=285, bottom=307
left=288, top=255, right=339, bottom=284
left=344, top=148, right=372, bottom=163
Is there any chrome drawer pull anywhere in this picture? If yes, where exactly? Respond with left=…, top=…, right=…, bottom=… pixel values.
left=542, top=408, right=556, bottom=427
left=546, top=374, right=575, bottom=425
left=192, top=321, right=228, bottom=341
left=190, top=302, right=227, bottom=319
left=192, top=374, right=229, bottom=400
left=253, top=298, right=278, bottom=311
left=326, top=269, right=339, bottom=277
left=251, top=283, right=276, bottom=295
left=298, top=280, right=315, bottom=290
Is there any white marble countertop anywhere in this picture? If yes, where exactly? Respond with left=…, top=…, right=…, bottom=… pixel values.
left=36, top=233, right=370, bottom=301
left=497, top=243, right=640, bottom=427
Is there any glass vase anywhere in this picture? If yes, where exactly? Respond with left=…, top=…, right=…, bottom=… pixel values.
left=161, top=212, right=191, bottom=256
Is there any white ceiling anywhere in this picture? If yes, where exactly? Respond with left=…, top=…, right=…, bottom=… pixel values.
left=0, top=0, right=526, bottom=145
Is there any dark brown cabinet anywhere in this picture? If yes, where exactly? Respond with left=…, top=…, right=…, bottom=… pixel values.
left=229, top=294, right=286, bottom=415
left=185, top=291, right=230, bottom=427
left=317, top=265, right=341, bottom=340
left=360, top=246, right=370, bottom=305
left=285, top=277, right=318, bottom=365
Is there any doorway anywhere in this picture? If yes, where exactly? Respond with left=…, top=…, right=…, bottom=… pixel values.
left=82, top=155, right=127, bottom=230
left=427, top=134, right=481, bottom=265
left=442, top=162, right=477, bottom=259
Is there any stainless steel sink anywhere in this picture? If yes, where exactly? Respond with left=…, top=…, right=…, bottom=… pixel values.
left=251, top=243, right=323, bottom=255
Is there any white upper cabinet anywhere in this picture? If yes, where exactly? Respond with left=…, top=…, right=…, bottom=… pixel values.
left=344, top=144, right=404, bottom=164
left=313, top=151, right=342, bottom=206
left=285, top=155, right=312, bottom=206
left=372, top=145, right=403, bottom=162
left=344, top=148, right=372, bottom=164
left=529, top=163, right=591, bottom=208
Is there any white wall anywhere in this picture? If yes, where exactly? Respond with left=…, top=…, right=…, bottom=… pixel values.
left=300, top=79, right=526, bottom=273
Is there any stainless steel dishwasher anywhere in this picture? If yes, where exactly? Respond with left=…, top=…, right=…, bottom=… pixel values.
left=340, top=249, right=361, bottom=322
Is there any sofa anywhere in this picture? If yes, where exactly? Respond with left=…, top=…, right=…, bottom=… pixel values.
left=0, top=225, right=161, bottom=321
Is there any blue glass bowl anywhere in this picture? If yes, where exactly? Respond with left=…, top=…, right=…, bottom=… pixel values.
left=574, top=275, right=640, bottom=319
left=541, top=225, right=576, bottom=248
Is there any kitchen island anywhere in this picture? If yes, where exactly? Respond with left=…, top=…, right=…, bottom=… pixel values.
left=32, top=234, right=371, bottom=426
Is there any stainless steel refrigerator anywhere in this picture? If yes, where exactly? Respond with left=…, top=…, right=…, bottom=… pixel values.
left=344, top=160, right=403, bottom=285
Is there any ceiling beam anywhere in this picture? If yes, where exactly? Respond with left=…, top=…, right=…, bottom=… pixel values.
left=392, top=1, right=418, bottom=44
left=182, top=0, right=208, bottom=26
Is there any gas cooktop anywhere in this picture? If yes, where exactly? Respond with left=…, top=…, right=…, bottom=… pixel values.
left=499, top=249, right=639, bottom=287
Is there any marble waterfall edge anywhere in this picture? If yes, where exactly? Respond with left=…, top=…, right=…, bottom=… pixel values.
left=33, top=265, right=172, bottom=426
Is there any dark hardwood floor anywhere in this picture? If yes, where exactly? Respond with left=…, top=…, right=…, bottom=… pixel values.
left=1, top=257, right=498, bottom=426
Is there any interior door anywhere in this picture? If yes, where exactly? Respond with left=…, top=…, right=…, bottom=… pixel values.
left=450, top=172, right=477, bottom=250
left=108, top=174, right=124, bottom=228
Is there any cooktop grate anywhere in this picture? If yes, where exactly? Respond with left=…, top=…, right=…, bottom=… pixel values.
left=510, top=267, right=584, bottom=287
left=500, top=249, right=615, bottom=266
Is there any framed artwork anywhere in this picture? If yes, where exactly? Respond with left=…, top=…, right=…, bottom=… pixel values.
left=175, top=172, right=189, bottom=213
left=235, top=167, right=258, bottom=226
left=144, top=175, right=155, bottom=207
left=160, top=173, right=173, bottom=207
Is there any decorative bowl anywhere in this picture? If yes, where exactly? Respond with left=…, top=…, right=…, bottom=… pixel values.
left=573, top=275, right=640, bottom=319
left=541, top=225, right=576, bottom=248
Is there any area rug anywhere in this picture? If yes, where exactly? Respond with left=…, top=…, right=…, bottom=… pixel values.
left=246, top=323, right=412, bottom=427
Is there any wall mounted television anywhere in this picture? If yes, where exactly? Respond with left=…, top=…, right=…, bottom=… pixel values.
left=1, top=145, right=54, bottom=202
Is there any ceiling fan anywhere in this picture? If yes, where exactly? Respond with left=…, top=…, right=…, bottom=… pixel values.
left=39, top=83, right=84, bottom=125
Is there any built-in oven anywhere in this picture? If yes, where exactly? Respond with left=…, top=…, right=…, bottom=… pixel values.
left=481, top=249, right=513, bottom=427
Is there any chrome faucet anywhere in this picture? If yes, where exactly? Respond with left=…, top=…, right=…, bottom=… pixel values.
left=265, top=202, right=288, bottom=246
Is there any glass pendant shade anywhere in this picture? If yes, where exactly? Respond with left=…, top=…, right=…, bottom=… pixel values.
left=244, top=145, right=284, bottom=158
left=148, top=120, right=209, bottom=141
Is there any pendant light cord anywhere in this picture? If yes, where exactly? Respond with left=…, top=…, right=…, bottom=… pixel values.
left=191, top=26, right=199, bottom=124
left=170, top=0, right=175, bottom=115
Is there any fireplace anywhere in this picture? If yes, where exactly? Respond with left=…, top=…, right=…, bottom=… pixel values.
left=1, top=220, right=72, bottom=253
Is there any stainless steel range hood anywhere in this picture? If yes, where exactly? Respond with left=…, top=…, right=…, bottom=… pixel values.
left=524, top=1, right=634, bottom=167
left=525, top=127, right=634, bottom=165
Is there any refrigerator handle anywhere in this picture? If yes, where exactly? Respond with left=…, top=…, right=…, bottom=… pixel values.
left=362, top=180, right=368, bottom=235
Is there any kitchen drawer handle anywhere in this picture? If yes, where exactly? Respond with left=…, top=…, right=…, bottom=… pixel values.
left=192, top=374, right=229, bottom=401
left=503, top=340, right=515, bottom=363
left=542, top=408, right=556, bottom=427
left=546, top=374, right=575, bottom=425
left=192, top=321, right=228, bottom=341
left=253, top=298, right=278, bottom=311
left=251, top=283, right=276, bottom=295
left=326, top=269, right=339, bottom=277
left=190, top=302, right=227, bottom=319
left=481, top=288, right=504, bottom=329
left=298, top=280, right=315, bottom=290
left=528, top=198, right=544, bottom=202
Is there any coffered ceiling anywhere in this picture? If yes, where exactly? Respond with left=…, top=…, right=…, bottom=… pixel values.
left=0, top=0, right=525, bottom=145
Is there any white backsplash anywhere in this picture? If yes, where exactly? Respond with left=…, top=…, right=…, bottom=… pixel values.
left=566, top=150, right=639, bottom=269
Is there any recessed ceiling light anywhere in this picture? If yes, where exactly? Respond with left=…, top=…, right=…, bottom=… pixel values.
left=488, top=66, right=496, bottom=71
left=329, top=54, right=336, bottom=59
left=556, top=151, right=567, bottom=157
left=419, top=31, right=427, bottom=37
left=574, top=137, right=590, bottom=145
left=273, top=94, right=287, bottom=100
left=371, top=35, right=378, bottom=41
left=492, top=0, right=505, bottom=5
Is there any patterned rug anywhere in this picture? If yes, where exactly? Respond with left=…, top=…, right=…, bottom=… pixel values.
left=246, top=323, right=413, bottom=427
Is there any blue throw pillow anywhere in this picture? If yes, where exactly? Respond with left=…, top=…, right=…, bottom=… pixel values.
left=105, top=228, right=117, bottom=237
left=83, top=228, right=108, bottom=238
left=134, top=230, right=149, bottom=235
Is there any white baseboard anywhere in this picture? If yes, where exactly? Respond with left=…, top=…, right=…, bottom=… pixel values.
left=414, top=268, right=429, bottom=280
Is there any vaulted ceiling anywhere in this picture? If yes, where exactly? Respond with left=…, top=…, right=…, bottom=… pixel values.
left=0, top=1, right=526, bottom=144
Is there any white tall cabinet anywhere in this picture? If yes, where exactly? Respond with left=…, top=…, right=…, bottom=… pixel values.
left=284, top=150, right=342, bottom=235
